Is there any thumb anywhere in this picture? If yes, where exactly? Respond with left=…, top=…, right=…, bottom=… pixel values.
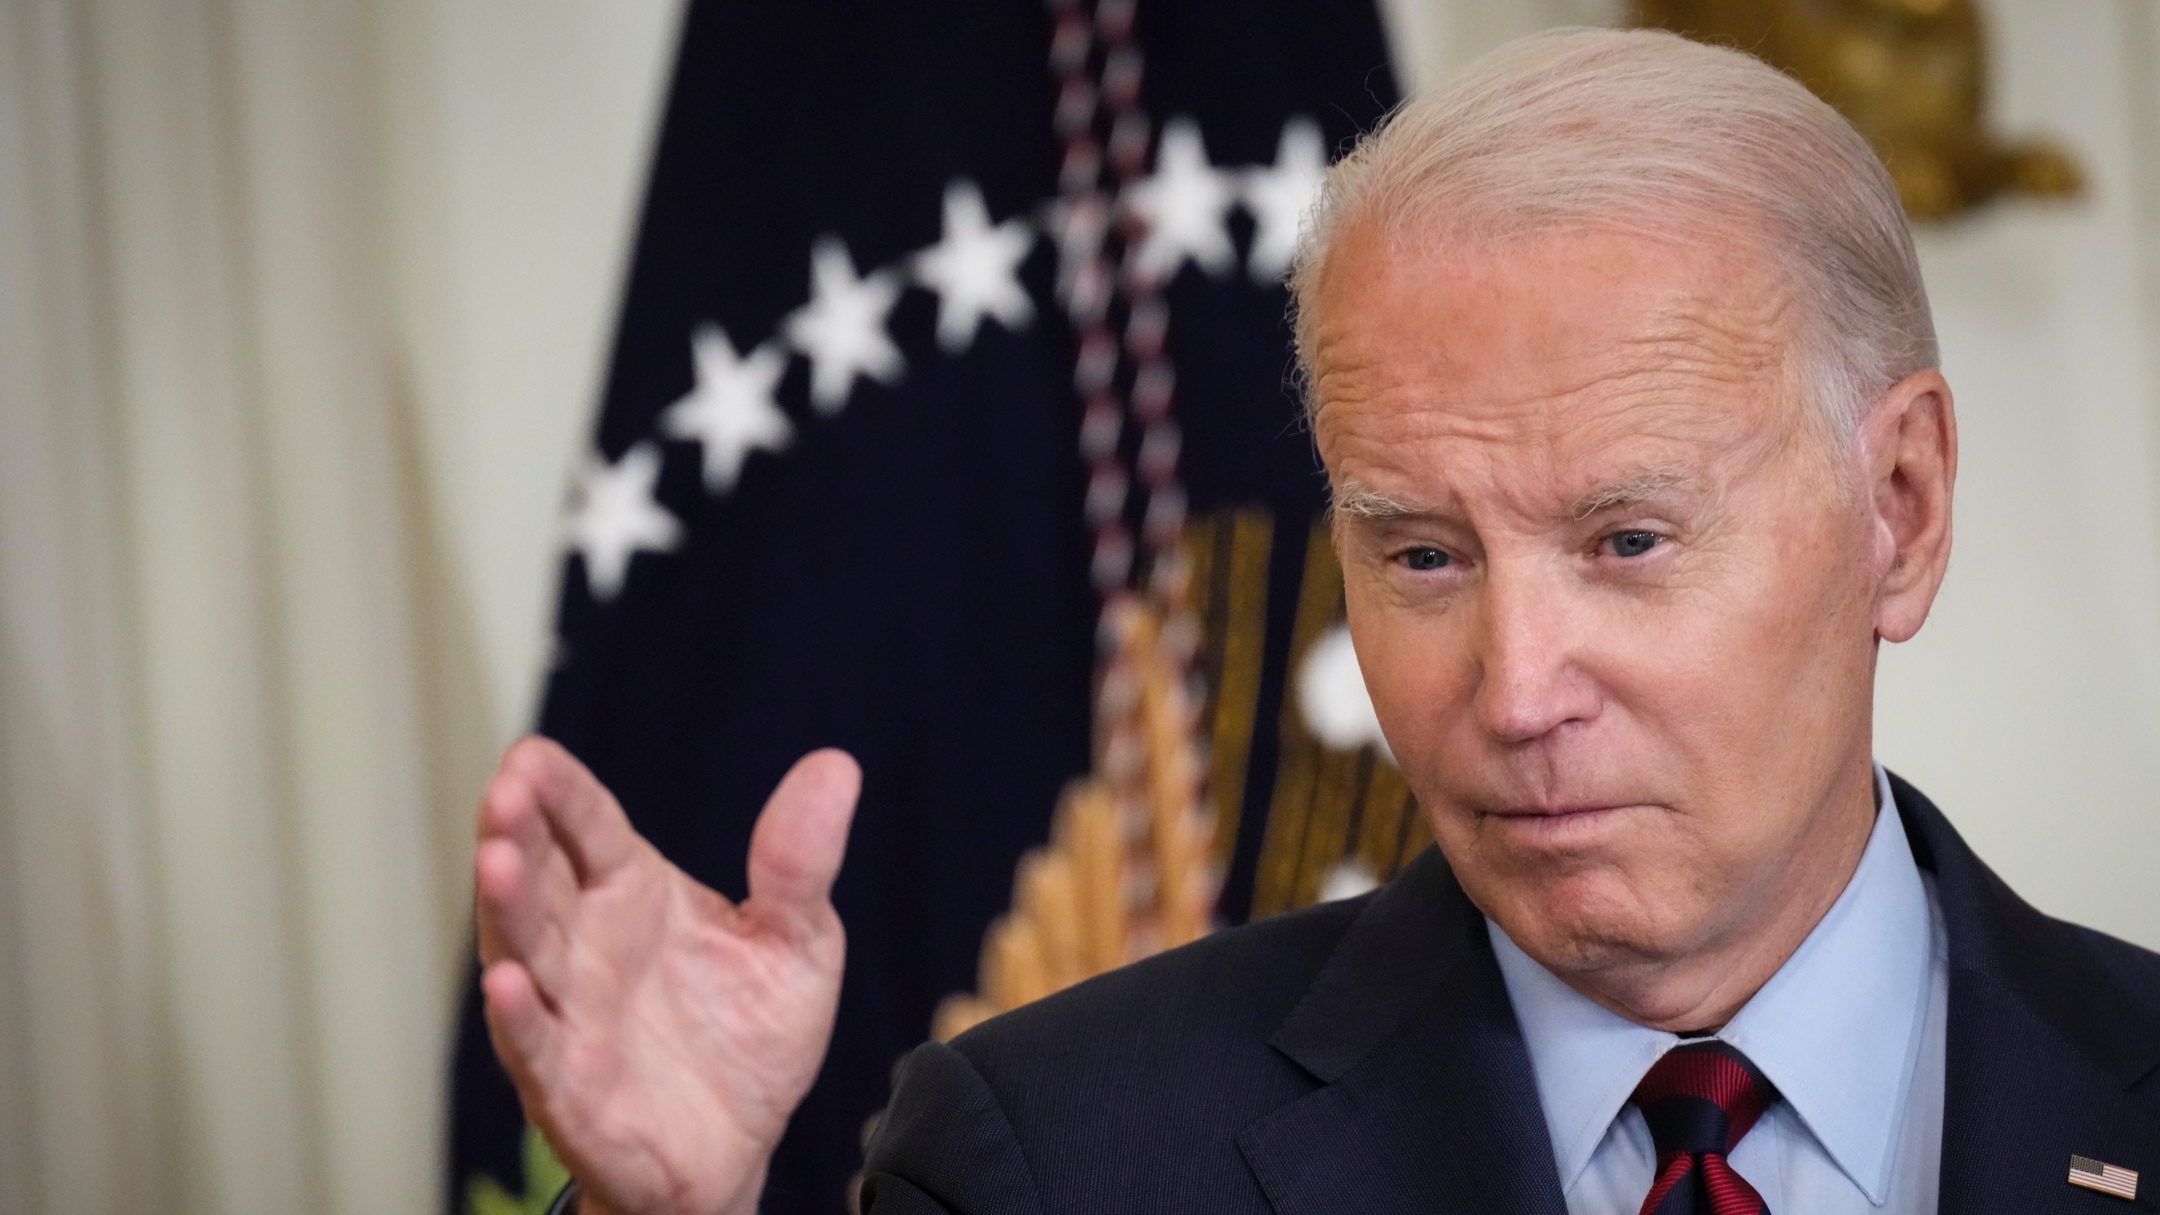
left=745, top=748, right=861, bottom=940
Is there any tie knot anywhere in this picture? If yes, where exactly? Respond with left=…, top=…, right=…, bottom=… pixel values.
left=1632, top=1041, right=1777, bottom=1157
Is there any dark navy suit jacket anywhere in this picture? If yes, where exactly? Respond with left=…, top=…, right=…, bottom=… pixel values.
left=861, top=775, right=2160, bottom=1213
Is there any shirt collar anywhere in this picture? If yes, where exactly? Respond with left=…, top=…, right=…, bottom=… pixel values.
left=1490, top=764, right=1934, bottom=1202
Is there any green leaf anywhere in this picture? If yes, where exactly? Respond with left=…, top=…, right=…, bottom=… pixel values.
left=465, top=1123, right=573, bottom=1215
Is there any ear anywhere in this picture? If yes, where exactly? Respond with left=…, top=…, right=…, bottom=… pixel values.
left=1857, top=369, right=1957, bottom=643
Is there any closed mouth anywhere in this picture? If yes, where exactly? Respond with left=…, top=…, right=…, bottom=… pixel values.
left=1488, top=803, right=1628, bottom=819
left=1480, top=803, right=1638, bottom=842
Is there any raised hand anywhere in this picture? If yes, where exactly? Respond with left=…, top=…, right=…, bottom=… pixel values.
left=475, top=737, right=860, bottom=1215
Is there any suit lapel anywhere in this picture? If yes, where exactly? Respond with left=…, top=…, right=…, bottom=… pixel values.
left=1895, top=775, right=2160, bottom=1213
left=1233, top=778, right=2160, bottom=1215
left=1236, top=851, right=1568, bottom=1215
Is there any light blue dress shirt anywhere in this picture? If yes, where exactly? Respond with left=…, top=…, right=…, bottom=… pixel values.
left=1488, top=766, right=1949, bottom=1214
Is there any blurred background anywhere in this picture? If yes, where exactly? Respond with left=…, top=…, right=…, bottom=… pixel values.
left=1, top=0, right=2155, bottom=1213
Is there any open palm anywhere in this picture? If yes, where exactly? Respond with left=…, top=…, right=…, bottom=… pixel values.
left=475, top=737, right=859, bottom=1215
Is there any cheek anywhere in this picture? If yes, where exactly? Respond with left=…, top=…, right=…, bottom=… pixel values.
left=1586, top=511, right=1875, bottom=816
left=1601, top=596, right=1753, bottom=733
left=1702, top=508, right=1873, bottom=711
left=1575, top=605, right=1789, bottom=802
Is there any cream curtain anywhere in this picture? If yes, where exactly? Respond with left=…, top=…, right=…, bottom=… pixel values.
left=0, top=0, right=485, bottom=1211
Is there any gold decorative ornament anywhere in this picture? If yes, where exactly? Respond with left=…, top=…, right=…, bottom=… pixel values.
left=1632, top=0, right=2083, bottom=220
left=930, top=511, right=1430, bottom=1040
left=1248, top=522, right=1428, bottom=920
left=931, top=591, right=1217, bottom=1041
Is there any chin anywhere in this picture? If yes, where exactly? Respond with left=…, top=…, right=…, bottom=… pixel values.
left=1472, top=864, right=1680, bottom=974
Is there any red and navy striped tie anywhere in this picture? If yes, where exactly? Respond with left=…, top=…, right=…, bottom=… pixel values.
left=1631, top=1041, right=1777, bottom=1215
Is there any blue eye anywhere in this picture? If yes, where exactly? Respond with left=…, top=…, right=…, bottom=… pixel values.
left=1403, top=547, right=1450, bottom=571
left=1607, top=530, right=1660, bottom=558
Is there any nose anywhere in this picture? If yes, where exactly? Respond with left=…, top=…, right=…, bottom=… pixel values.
left=1470, top=557, right=1599, bottom=744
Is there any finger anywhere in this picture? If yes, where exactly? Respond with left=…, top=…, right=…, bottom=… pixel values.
left=745, top=748, right=861, bottom=941
left=480, top=958, right=560, bottom=1090
left=475, top=836, right=577, bottom=993
left=474, top=837, right=517, bottom=965
left=478, top=745, right=584, bottom=899
left=502, top=735, right=643, bottom=883
left=475, top=747, right=585, bottom=978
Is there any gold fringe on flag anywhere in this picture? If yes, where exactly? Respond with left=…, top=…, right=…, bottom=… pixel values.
left=930, top=592, right=1217, bottom=1041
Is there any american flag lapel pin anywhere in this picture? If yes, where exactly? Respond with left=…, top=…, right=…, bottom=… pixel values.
left=2068, top=1155, right=2140, bottom=1201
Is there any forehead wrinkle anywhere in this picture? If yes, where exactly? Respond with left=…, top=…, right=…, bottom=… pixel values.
left=1620, top=275, right=1797, bottom=384
left=1312, top=226, right=1817, bottom=530
left=1309, top=327, right=1417, bottom=434
left=1335, top=302, right=1798, bottom=455
left=1327, top=403, right=1752, bottom=538
left=1312, top=281, right=1797, bottom=460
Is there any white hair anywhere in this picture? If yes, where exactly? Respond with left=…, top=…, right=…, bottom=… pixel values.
left=1289, top=27, right=1937, bottom=442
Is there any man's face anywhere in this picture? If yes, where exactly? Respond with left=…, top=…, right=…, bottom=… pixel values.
left=1311, top=220, right=1885, bottom=987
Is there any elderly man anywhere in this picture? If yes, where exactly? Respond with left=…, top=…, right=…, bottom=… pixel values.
left=474, top=27, right=2160, bottom=1215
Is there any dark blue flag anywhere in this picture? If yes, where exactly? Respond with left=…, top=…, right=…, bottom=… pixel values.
left=448, top=2, right=1399, bottom=1211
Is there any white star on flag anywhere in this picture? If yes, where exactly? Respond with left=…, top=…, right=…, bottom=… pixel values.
left=1124, top=117, right=1237, bottom=281
left=784, top=236, right=904, bottom=414
left=564, top=441, right=683, bottom=601
left=661, top=323, right=793, bottom=493
left=914, top=180, right=1037, bottom=353
left=1244, top=116, right=1327, bottom=282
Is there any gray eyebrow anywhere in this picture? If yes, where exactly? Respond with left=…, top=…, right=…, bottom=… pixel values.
left=1331, top=470, right=1697, bottom=522
left=1330, top=480, right=1431, bottom=520
left=1569, top=469, right=1694, bottom=520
